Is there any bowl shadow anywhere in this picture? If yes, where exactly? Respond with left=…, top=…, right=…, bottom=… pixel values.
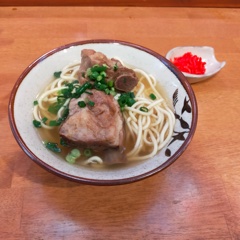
left=10, top=150, right=169, bottom=233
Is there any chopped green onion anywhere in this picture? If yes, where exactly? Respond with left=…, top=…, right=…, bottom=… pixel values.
left=96, top=75, right=103, bottom=81
left=110, top=90, right=116, bottom=96
left=59, top=89, right=72, bottom=99
left=33, top=120, right=41, bottom=128
left=60, top=81, right=92, bottom=100
left=127, top=98, right=136, bottom=106
left=129, top=92, right=135, bottom=98
left=91, top=71, right=99, bottom=80
left=61, top=107, right=69, bottom=121
left=117, top=92, right=136, bottom=110
left=85, top=91, right=93, bottom=95
left=91, top=64, right=108, bottom=72
left=78, top=101, right=86, bottom=108
left=41, top=117, right=48, bottom=123
left=107, top=80, right=114, bottom=88
left=100, top=71, right=107, bottom=77
left=54, top=71, right=62, bottom=78
left=48, top=100, right=65, bottom=115
left=86, top=64, right=108, bottom=81
left=45, top=142, right=61, bottom=153
left=60, top=138, right=69, bottom=147
left=113, top=63, right=118, bottom=71
left=72, top=80, right=79, bottom=84
left=140, top=106, right=148, bottom=112
left=94, top=82, right=108, bottom=91
left=149, top=93, right=156, bottom=100
left=49, top=119, right=62, bottom=126
left=84, top=149, right=92, bottom=157
left=71, top=81, right=93, bottom=98
left=71, top=149, right=81, bottom=158
left=86, top=68, right=92, bottom=76
left=66, top=154, right=76, bottom=164
left=33, top=100, right=38, bottom=106
left=48, top=109, right=68, bottom=128
left=87, top=101, right=95, bottom=107
left=65, top=149, right=81, bottom=164
left=105, top=88, right=110, bottom=95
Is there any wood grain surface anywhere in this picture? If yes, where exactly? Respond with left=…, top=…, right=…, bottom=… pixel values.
left=1, top=6, right=240, bottom=240
left=1, top=0, right=240, bottom=7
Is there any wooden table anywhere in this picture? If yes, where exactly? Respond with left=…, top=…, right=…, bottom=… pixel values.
left=1, top=6, right=240, bottom=239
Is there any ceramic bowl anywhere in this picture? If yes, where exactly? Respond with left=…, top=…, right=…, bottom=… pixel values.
left=9, top=39, right=198, bottom=185
left=166, top=46, right=226, bottom=84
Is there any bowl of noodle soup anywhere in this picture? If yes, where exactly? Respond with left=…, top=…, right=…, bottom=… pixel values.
left=9, top=40, right=198, bottom=185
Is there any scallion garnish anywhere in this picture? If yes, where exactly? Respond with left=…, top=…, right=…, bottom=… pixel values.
left=94, top=81, right=108, bottom=91
left=117, top=92, right=136, bottom=111
left=48, top=120, right=59, bottom=127
left=107, top=80, right=114, bottom=88
left=127, top=98, right=136, bottom=106
left=41, top=117, right=48, bottom=124
left=149, top=93, right=156, bottom=100
left=33, top=100, right=38, bottom=106
left=87, top=101, right=95, bottom=107
left=104, top=88, right=116, bottom=96
left=45, top=142, right=61, bottom=153
left=96, top=75, right=103, bottom=81
left=85, top=91, right=93, bottom=95
left=48, top=98, right=66, bottom=115
left=60, top=81, right=92, bottom=100
left=113, top=63, right=118, bottom=71
left=54, top=71, right=62, bottom=78
left=72, top=81, right=93, bottom=98
left=60, top=138, right=69, bottom=147
left=61, top=107, right=69, bottom=121
left=71, top=149, right=81, bottom=158
left=140, top=106, right=148, bottom=112
left=78, top=101, right=86, bottom=108
left=48, top=109, right=68, bottom=127
left=84, top=149, right=92, bottom=157
left=109, top=90, right=116, bottom=96
left=33, top=120, right=41, bottom=128
left=86, top=64, right=108, bottom=81
left=65, top=154, right=76, bottom=164
left=65, top=149, right=81, bottom=164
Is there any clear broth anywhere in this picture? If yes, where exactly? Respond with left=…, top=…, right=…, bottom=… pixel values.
left=35, top=72, right=172, bottom=168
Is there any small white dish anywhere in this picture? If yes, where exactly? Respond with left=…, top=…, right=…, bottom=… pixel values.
left=166, top=46, right=226, bottom=84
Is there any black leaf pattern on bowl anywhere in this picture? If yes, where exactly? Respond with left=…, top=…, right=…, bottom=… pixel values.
left=175, top=113, right=190, bottom=129
left=173, top=88, right=178, bottom=107
left=165, top=89, right=192, bottom=157
left=181, top=96, right=191, bottom=114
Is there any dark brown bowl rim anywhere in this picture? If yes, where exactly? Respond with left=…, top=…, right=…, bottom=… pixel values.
left=8, top=39, right=198, bottom=186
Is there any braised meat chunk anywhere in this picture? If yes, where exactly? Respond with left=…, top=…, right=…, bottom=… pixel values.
left=59, top=90, right=124, bottom=151
left=114, top=67, right=139, bottom=92
left=78, top=49, right=139, bottom=92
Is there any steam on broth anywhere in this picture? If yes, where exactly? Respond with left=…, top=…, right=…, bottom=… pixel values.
left=32, top=50, right=175, bottom=167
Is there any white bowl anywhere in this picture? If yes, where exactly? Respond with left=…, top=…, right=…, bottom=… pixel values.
left=9, top=40, right=198, bottom=185
left=166, top=46, right=226, bottom=84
